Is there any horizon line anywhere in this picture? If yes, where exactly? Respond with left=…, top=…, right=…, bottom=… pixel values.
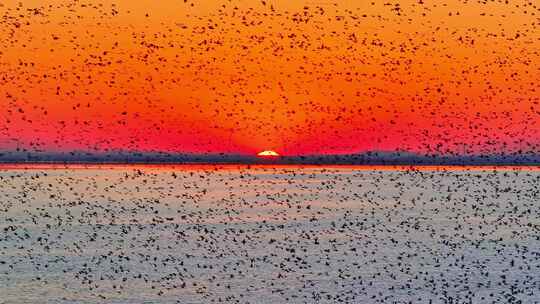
left=0, top=160, right=539, bottom=166
left=0, top=162, right=539, bottom=172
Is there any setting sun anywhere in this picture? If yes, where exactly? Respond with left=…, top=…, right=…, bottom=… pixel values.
left=257, top=150, right=280, bottom=157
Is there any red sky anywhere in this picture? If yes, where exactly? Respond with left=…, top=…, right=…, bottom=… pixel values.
left=0, top=0, right=538, bottom=155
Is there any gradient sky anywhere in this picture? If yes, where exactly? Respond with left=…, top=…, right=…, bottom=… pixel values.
left=0, top=0, right=538, bottom=155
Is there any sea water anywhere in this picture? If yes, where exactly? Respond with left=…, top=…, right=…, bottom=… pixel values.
left=0, top=165, right=539, bottom=303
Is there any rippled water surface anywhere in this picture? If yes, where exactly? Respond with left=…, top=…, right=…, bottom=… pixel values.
left=1, top=165, right=539, bottom=303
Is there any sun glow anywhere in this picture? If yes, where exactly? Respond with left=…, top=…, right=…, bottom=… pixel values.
left=257, top=150, right=280, bottom=157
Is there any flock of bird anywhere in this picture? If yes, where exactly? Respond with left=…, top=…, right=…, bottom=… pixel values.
left=0, top=165, right=539, bottom=303
left=0, top=1, right=539, bottom=303
left=0, top=0, right=538, bottom=154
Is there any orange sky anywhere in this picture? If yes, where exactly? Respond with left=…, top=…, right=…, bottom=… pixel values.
left=0, top=0, right=538, bottom=155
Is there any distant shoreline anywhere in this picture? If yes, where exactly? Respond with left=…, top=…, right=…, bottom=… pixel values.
left=1, top=150, right=539, bottom=167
